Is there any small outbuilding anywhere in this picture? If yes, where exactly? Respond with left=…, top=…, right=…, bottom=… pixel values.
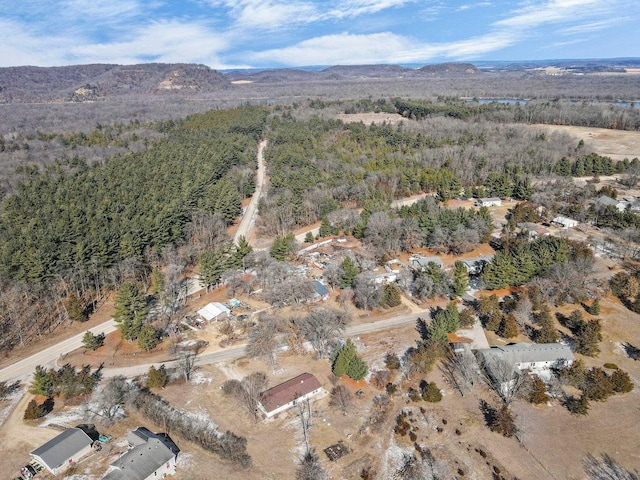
left=103, top=427, right=180, bottom=480
left=258, top=373, right=323, bottom=418
left=30, top=426, right=96, bottom=476
left=551, top=216, right=579, bottom=229
left=197, top=302, right=231, bottom=322
left=477, top=197, right=502, bottom=207
left=308, top=281, right=329, bottom=303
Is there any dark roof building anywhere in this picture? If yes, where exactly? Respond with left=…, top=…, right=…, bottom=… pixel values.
left=31, top=427, right=94, bottom=475
left=103, top=427, right=179, bottom=480
left=258, top=373, right=323, bottom=418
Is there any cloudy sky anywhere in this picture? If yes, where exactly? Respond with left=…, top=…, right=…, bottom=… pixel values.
left=0, top=0, right=637, bottom=69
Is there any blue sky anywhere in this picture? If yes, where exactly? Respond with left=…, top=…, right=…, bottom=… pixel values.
left=0, top=0, right=638, bottom=69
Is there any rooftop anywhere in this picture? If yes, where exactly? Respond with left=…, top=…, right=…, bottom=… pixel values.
left=260, top=373, right=322, bottom=414
left=104, top=428, right=179, bottom=480
left=478, top=342, right=574, bottom=365
left=31, top=427, right=93, bottom=470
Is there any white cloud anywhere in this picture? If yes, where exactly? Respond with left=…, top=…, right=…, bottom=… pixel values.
left=326, top=0, right=416, bottom=19
left=70, top=20, right=232, bottom=67
left=494, top=0, right=611, bottom=29
left=248, top=30, right=517, bottom=66
left=0, top=18, right=80, bottom=66
left=456, top=2, right=492, bottom=12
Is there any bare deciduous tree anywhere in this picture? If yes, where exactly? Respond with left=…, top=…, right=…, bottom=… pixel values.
left=87, top=375, right=133, bottom=425
left=177, top=351, right=198, bottom=382
left=222, top=372, right=268, bottom=421
left=583, top=454, right=639, bottom=480
left=440, top=345, right=481, bottom=397
left=246, top=315, right=282, bottom=369
left=298, top=308, right=351, bottom=357
left=329, top=384, right=354, bottom=413
left=481, top=356, right=528, bottom=405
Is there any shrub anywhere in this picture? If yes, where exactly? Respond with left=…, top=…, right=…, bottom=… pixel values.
left=24, top=397, right=53, bottom=420
left=603, top=363, right=619, bottom=370
left=422, top=382, right=443, bottom=403
left=147, top=365, right=168, bottom=388
left=384, top=352, right=401, bottom=370
left=611, top=369, right=634, bottom=393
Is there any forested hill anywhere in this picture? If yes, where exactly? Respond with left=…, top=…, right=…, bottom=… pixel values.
left=0, top=63, right=228, bottom=103
left=0, top=106, right=267, bottom=282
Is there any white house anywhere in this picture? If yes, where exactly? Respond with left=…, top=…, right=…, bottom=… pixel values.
left=197, top=302, right=231, bottom=322
left=103, top=427, right=179, bottom=480
left=30, top=427, right=95, bottom=476
left=551, top=216, right=579, bottom=229
left=258, top=373, right=323, bottom=418
left=477, top=197, right=502, bottom=207
left=477, top=342, right=574, bottom=381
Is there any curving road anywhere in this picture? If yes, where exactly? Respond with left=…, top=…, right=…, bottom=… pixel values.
left=0, top=318, right=118, bottom=383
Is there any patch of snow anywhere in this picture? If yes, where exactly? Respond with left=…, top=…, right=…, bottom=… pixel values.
left=0, top=385, right=27, bottom=426
left=176, top=452, right=195, bottom=469
left=190, top=371, right=213, bottom=385
left=39, top=405, right=85, bottom=427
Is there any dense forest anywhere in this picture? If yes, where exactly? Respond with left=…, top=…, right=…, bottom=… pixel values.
left=0, top=92, right=638, bottom=356
left=0, top=106, right=267, bottom=353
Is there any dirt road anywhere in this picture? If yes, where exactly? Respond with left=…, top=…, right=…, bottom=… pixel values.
left=234, top=139, right=267, bottom=245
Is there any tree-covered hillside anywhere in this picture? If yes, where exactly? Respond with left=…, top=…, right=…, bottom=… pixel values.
left=0, top=106, right=267, bottom=282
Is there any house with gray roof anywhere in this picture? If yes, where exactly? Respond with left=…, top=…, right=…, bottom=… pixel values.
left=30, top=427, right=95, bottom=475
left=103, top=427, right=179, bottom=480
left=477, top=342, right=574, bottom=381
left=409, top=255, right=443, bottom=272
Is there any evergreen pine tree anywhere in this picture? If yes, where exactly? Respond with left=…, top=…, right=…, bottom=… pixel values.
left=114, top=282, right=148, bottom=341
left=137, top=325, right=161, bottom=351
left=147, top=365, right=169, bottom=388
left=528, top=376, right=550, bottom=404
left=452, top=261, right=469, bottom=297
left=588, top=298, right=601, bottom=315
left=498, top=313, right=519, bottom=338
left=65, top=294, right=88, bottom=322
left=82, top=331, right=103, bottom=351
left=339, top=257, right=359, bottom=288
left=381, top=283, right=402, bottom=307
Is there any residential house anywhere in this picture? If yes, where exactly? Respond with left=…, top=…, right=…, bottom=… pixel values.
left=460, top=255, right=494, bottom=275
left=258, top=373, right=323, bottom=418
left=517, top=222, right=550, bottom=240
left=196, top=302, right=231, bottom=323
left=477, top=197, right=502, bottom=207
left=477, top=342, right=574, bottom=381
left=409, top=255, right=443, bottom=271
left=30, top=426, right=96, bottom=475
left=595, top=195, right=629, bottom=212
left=103, top=427, right=179, bottom=480
left=551, top=216, right=579, bottom=229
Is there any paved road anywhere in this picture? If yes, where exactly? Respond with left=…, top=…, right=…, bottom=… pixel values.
left=99, top=311, right=425, bottom=378
left=234, top=139, right=266, bottom=245
left=0, top=319, right=118, bottom=383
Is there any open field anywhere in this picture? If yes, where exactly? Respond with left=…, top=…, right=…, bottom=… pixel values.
left=532, top=124, right=640, bottom=161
